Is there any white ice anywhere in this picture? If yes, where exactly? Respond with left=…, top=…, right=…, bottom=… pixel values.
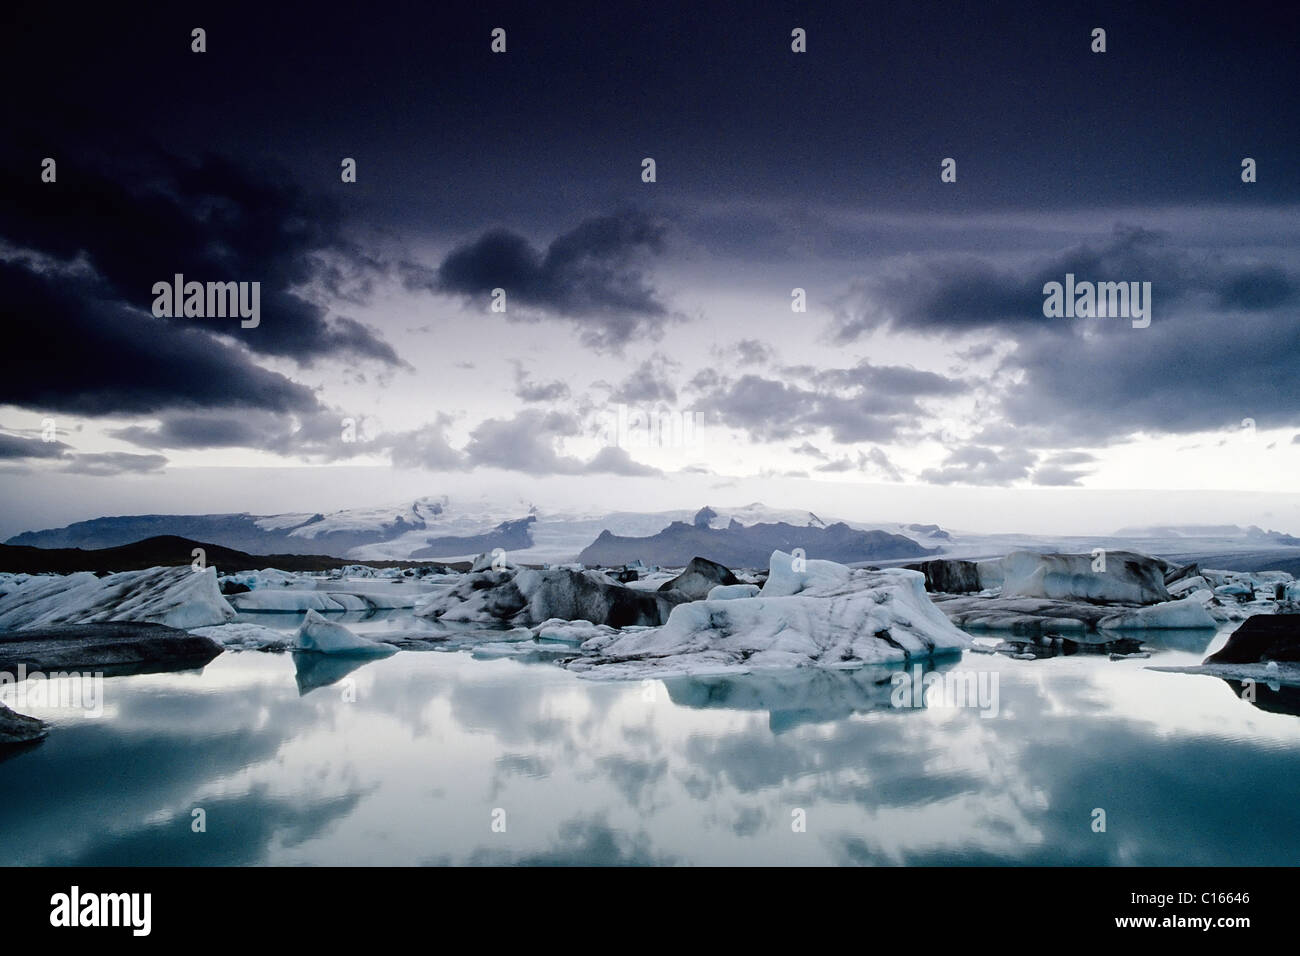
left=570, top=551, right=970, bottom=680
left=294, top=610, right=398, bottom=656
left=0, top=566, right=235, bottom=630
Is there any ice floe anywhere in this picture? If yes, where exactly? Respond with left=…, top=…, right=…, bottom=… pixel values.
left=225, top=577, right=422, bottom=612
left=189, top=622, right=291, bottom=650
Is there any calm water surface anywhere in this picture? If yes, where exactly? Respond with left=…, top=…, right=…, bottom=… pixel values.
left=2, top=614, right=1298, bottom=865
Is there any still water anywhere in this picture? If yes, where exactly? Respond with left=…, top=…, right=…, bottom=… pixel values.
left=2, top=616, right=1298, bottom=865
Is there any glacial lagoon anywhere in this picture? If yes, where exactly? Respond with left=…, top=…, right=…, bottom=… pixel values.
left=3, top=613, right=1299, bottom=866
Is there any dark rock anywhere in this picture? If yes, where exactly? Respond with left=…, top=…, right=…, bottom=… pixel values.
left=220, top=580, right=252, bottom=595
left=609, top=566, right=639, bottom=584
left=0, top=622, right=224, bottom=672
left=657, top=556, right=740, bottom=600
left=1205, top=615, right=1300, bottom=665
left=0, top=700, right=48, bottom=746
left=905, top=559, right=984, bottom=593
left=693, top=506, right=718, bottom=529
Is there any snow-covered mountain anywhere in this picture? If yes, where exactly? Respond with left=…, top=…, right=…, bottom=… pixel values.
left=6, top=497, right=945, bottom=564
left=6, top=496, right=456, bottom=556
left=10, top=496, right=1296, bottom=567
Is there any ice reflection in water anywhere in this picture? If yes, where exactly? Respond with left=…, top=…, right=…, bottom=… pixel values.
left=1, top=615, right=1298, bottom=865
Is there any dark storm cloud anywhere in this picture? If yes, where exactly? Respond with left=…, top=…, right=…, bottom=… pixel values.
left=0, top=144, right=402, bottom=368
left=0, top=260, right=322, bottom=416
left=830, top=227, right=1300, bottom=445
left=7, top=1, right=1300, bottom=234
left=999, top=307, right=1300, bottom=442
left=416, top=211, right=673, bottom=350
left=692, top=363, right=968, bottom=444
left=920, top=446, right=1037, bottom=486
left=109, top=408, right=367, bottom=462
left=831, top=226, right=1204, bottom=340
left=0, top=432, right=71, bottom=460
left=112, top=413, right=278, bottom=450
left=831, top=225, right=1300, bottom=341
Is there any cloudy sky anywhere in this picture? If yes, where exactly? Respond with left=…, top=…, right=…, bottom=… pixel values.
left=2, top=0, right=1299, bottom=537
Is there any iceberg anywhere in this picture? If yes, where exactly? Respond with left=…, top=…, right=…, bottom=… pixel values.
left=655, top=557, right=739, bottom=601
left=706, top=583, right=762, bottom=601
left=531, top=618, right=619, bottom=644
left=416, top=565, right=682, bottom=627
left=568, top=551, right=970, bottom=679
left=0, top=567, right=235, bottom=631
left=999, top=550, right=1169, bottom=605
left=294, top=610, right=398, bottom=656
left=1167, top=575, right=1209, bottom=597
left=219, top=568, right=301, bottom=590
left=229, top=589, right=346, bottom=612
left=226, top=584, right=419, bottom=613
left=1097, top=593, right=1217, bottom=630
